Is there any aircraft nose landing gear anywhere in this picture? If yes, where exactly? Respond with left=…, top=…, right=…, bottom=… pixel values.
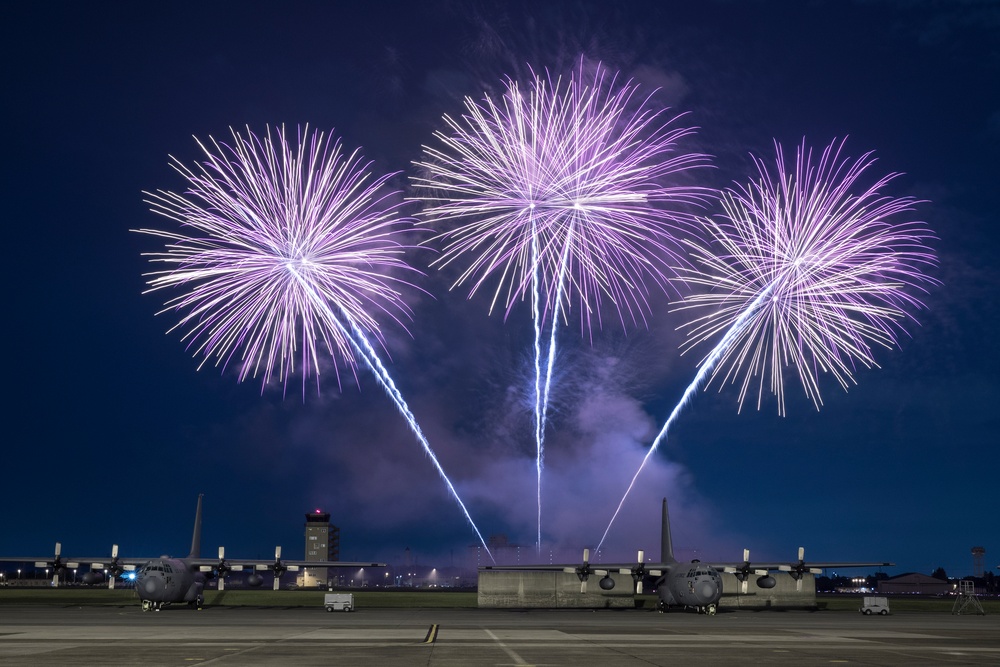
left=141, top=600, right=164, bottom=612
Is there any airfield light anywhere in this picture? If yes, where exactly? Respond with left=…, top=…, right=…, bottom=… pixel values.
left=17, top=569, right=21, bottom=580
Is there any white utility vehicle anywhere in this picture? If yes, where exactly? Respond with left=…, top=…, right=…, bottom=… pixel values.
left=860, top=596, right=890, bottom=615
left=324, top=593, right=354, bottom=612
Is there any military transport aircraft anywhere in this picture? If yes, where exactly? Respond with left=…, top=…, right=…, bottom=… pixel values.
left=482, top=499, right=893, bottom=615
left=0, top=495, right=385, bottom=611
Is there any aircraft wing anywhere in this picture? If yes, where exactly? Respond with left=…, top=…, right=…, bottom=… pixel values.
left=479, top=560, right=891, bottom=574
left=703, top=546, right=892, bottom=581
left=0, top=552, right=209, bottom=571
left=0, top=545, right=142, bottom=570
left=185, top=558, right=385, bottom=569
left=480, top=564, right=569, bottom=571
left=480, top=546, right=672, bottom=576
left=0, top=544, right=155, bottom=584
left=480, top=562, right=675, bottom=572
left=0, top=549, right=384, bottom=572
left=0, top=556, right=154, bottom=567
left=480, top=549, right=676, bottom=594
left=708, top=561, right=893, bottom=571
left=480, top=547, right=674, bottom=576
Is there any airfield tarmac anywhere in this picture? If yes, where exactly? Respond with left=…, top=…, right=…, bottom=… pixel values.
left=0, top=604, right=997, bottom=666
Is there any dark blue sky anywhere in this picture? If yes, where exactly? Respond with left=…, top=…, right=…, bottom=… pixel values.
left=3, top=0, right=997, bottom=578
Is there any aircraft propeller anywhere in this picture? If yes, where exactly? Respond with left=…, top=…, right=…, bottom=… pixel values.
left=562, top=548, right=607, bottom=593
left=90, top=544, right=136, bottom=589
left=255, top=546, right=299, bottom=590
left=617, top=550, right=663, bottom=594
left=724, top=549, right=769, bottom=594
left=778, top=547, right=823, bottom=591
left=35, top=542, right=78, bottom=587
left=199, top=546, right=246, bottom=591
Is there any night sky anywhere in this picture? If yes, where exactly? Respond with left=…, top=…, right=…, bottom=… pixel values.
left=3, top=1, right=997, bottom=578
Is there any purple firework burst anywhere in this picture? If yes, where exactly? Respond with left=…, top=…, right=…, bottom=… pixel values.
left=137, top=125, right=421, bottom=394
left=674, top=138, right=939, bottom=414
left=597, top=138, right=938, bottom=549
left=413, top=61, right=712, bottom=331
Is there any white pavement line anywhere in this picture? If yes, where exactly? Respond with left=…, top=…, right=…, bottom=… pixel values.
left=193, top=644, right=266, bottom=665
left=193, top=625, right=337, bottom=665
left=483, top=628, right=529, bottom=666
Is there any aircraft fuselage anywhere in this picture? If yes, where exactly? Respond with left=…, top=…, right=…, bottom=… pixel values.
left=135, top=558, right=205, bottom=611
left=657, top=561, right=723, bottom=614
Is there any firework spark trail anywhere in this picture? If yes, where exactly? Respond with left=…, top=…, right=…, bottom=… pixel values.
left=286, top=265, right=494, bottom=561
left=136, top=125, right=494, bottom=559
left=596, top=283, right=775, bottom=552
left=349, top=325, right=495, bottom=561
left=531, top=230, right=544, bottom=551
left=414, top=61, right=711, bottom=548
left=597, top=138, right=937, bottom=548
left=531, top=221, right=573, bottom=551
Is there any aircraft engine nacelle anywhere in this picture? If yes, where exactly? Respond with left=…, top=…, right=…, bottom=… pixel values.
left=756, top=575, right=776, bottom=589
left=599, top=574, right=616, bottom=591
left=81, top=571, right=105, bottom=585
left=247, top=573, right=264, bottom=587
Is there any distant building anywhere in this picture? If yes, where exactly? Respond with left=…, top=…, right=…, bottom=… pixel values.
left=877, top=572, right=952, bottom=595
left=300, top=510, right=340, bottom=588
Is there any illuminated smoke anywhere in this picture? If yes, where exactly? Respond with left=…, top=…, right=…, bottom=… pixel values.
left=414, top=61, right=711, bottom=549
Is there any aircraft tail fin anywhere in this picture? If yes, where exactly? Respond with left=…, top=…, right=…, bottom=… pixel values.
left=661, top=498, right=675, bottom=563
left=189, top=494, right=204, bottom=559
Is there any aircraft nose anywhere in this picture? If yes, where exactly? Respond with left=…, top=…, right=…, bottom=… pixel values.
left=141, top=576, right=162, bottom=598
left=697, top=579, right=719, bottom=601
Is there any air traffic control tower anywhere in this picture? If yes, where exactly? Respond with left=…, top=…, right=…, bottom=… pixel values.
left=301, top=510, right=340, bottom=588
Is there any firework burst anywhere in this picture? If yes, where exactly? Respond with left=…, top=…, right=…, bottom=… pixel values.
left=137, top=125, right=419, bottom=394
left=136, top=125, right=495, bottom=560
left=675, top=137, right=938, bottom=414
left=598, top=138, right=937, bottom=549
left=413, top=61, right=711, bottom=331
